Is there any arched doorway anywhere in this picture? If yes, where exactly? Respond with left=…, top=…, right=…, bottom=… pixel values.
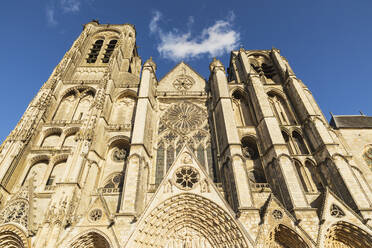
left=70, top=231, right=111, bottom=248
left=0, top=224, right=29, bottom=248
left=324, top=221, right=372, bottom=248
left=266, top=224, right=309, bottom=248
left=128, top=193, right=250, bottom=248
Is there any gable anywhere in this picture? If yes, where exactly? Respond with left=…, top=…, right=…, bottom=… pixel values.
left=125, top=146, right=253, bottom=247
left=157, top=62, right=207, bottom=93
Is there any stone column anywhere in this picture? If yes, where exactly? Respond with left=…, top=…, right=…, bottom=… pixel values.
left=238, top=50, right=309, bottom=209
left=271, top=48, right=372, bottom=209
left=209, top=58, right=253, bottom=209
left=120, top=58, right=156, bottom=214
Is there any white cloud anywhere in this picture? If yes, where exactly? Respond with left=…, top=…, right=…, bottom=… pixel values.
left=45, top=0, right=85, bottom=26
left=149, top=11, right=240, bottom=61
left=46, top=6, right=57, bottom=26
left=60, top=0, right=80, bottom=13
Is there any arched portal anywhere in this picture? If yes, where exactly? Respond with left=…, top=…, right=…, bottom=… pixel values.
left=130, top=193, right=250, bottom=248
left=267, top=224, right=309, bottom=248
left=0, top=224, right=29, bottom=248
left=324, top=221, right=372, bottom=248
left=70, top=231, right=111, bottom=248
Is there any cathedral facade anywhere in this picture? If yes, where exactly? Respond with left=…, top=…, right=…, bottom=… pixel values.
left=0, top=21, right=371, bottom=247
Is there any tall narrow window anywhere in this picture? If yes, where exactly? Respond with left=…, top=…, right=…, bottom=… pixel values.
left=155, top=142, right=165, bottom=186
left=166, top=146, right=175, bottom=171
left=23, top=160, right=48, bottom=186
left=305, top=161, right=324, bottom=192
left=241, top=137, right=266, bottom=183
left=102, top=40, right=117, bottom=63
left=282, top=131, right=294, bottom=154
left=295, top=161, right=315, bottom=192
left=292, top=131, right=309, bottom=155
left=46, top=160, right=67, bottom=190
left=87, top=40, right=103, bottom=63
left=197, top=145, right=205, bottom=168
left=268, top=93, right=296, bottom=125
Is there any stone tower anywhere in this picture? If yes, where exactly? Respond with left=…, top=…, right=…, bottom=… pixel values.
left=0, top=21, right=371, bottom=248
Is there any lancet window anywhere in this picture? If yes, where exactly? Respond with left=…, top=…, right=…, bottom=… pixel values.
left=109, top=93, right=136, bottom=126
left=295, top=161, right=317, bottom=193
left=351, top=166, right=372, bottom=200
left=102, top=40, right=117, bottom=63
left=42, top=130, right=62, bottom=147
left=268, top=92, right=296, bottom=125
left=62, top=130, right=78, bottom=147
left=45, top=159, right=67, bottom=190
left=22, top=159, right=48, bottom=187
left=231, top=90, right=256, bottom=127
left=53, top=88, right=95, bottom=121
left=87, top=39, right=104, bottom=63
left=241, top=136, right=266, bottom=184
left=292, top=131, right=309, bottom=154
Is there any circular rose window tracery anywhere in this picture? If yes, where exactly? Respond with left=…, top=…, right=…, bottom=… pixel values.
left=162, top=103, right=206, bottom=135
left=174, top=167, right=199, bottom=190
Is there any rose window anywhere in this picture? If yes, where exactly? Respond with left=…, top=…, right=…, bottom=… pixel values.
left=330, top=204, right=345, bottom=218
left=89, top=209, right=102, bottom=222
left=173, top=76, right=194, bottom=91
left=162, top=103, right=206, bottom=135
left=174, top=167, right=199, bottom=190
left=112, top=147, right=127, bottom=162
left=272, top=209, right=283, bottom=220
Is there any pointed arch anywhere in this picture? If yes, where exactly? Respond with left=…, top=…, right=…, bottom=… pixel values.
left=267, top=224, right=310, bottom=248
left=305, top=160, right=324, bottom=192
left=126, top=193, right=251, bottom=248
left=22, top=158, right=49, bottom=186
left=69, top=230, right=112, bottom=248
left=294, top=160, right=316, bottom=193
left=351, top=166, right=372, bottom=201
left=268, top=91, right=296, bottom=125
left=324, top=221, right=372, bottom=248
left=292, top=131, right=309, bottom=155
left=231, top=88, right=257, bottom=127
left=45, top=159, right=67, bottom=190
left=0, top=224, right=29, bottom=248
left=241, top=136, right=266, bottom=183
left=42, top=128, right=62, bottom=147
left=109, top=92, right=136, bottom=125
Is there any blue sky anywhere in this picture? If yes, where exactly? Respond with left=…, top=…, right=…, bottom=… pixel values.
left=1, top=0, right=372, bottom=143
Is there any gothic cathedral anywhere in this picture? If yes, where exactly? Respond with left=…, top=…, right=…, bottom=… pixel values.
left=0, top=21, right=371, bottom=248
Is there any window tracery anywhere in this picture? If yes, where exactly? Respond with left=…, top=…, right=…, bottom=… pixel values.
left=89, top=209, right=103, bottom=222
left=0, top=200, right=29, bottom=228
left=109, top=94, right=136, bottom=126
left=232, top=90, right=256, bottom=127
left=330, top=204, right=345, bottom=218
left=45, top=160, right=67, bottom=190
left=54, top=88, right=95, bottom=121
left=102, top=40, right=117, bottom=63
left=87, top=39, right=104, bottom=63
left=295, top=161, right=316, bottom=193
left=155, top=102, right=216, bottom=185
left=268, top=93, right=296, bottom=125
left=102, top=173, right=124, bottom=193
left=174, top=167, right=199, bottom=190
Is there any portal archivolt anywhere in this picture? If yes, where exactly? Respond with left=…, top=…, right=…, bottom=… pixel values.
left=131, top=193, right=250, bottom=248
left=70, top=231, right=111, bottom=248
left=324, top=221, right=372, bottom=248
left=0, top=224, right=29, bottom=248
